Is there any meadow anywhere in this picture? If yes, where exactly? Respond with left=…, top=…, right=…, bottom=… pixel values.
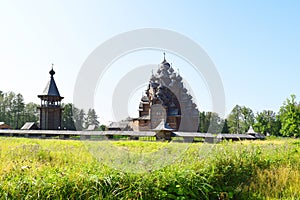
left=0, top=137, right=299, bottom=199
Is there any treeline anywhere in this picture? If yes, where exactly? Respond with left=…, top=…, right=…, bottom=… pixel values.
left=199, top=94, right=300, bottom=137
left=0, top=91, right=101, bottom=130
left=2, top=89, right=300, bottom=137
left=0, top=91, right=38, bottom=129
left=62, top=103, right=103, bottom=131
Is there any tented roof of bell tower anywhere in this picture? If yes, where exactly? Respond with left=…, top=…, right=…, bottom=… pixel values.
left=43, top=73, right=61, bottom=96
left=38, top=65, right=64, bottom=100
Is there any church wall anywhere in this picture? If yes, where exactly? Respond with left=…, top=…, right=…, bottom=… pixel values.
left=166, top=116, right=180, bottom=130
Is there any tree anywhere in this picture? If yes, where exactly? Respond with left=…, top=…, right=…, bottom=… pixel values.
left=62, top=103, right=76, bottom=130
left=227, top=105, right=242, bottom=134
left=85, top=108, right=99, bottom=128
left=73, top=107, right=85, bottom=131
left=12, top=93, right=25, bottom=129
left=99, top=124, right=106, bottom=131
left=253, top=110, right=281, bottom=136
left=207, top=112, right=224, bottom=134
left=3, top=92, right=16, bottom=126
left=198, top=111, right=209, bottom=132
left=240, top=106, right=254, bottom=131
left=0, top=91, right=4, bottom=122
left=0, top=90, right=38, bottom=129
left=198, top=111, right=224, bottom=133
left=24, top=102, right=39, bottom=123
left=221, top=119, right=229, bottom=133
left=227, top=105, right=254, bottom=134
left=279, top=94, right=300, bottom=137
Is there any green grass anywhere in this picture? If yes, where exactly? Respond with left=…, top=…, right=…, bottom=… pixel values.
left=0, top=137, right=299, bottom=199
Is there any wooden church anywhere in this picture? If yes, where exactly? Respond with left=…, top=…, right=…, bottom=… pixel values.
left=132, top=54, right=199, bottom=132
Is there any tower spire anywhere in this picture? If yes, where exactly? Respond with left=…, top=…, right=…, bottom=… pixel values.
left=163, top=52, right=166, bottom=61
left=49, top=63, right=55, bottom=77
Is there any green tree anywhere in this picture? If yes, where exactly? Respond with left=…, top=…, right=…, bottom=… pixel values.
left=198, top=111, right=209, bottom=132
left=279, top=94, right=300, bottom=137
left=73, top=107, right=85, bottom=131
left=24, top=102, right=39, bottom=123
left=0, top=91, right=26, bottom=128
left=98, top=124, right=106, bottom=131
left=0, top=92, right=38, bottom=128
left=198, top=111, right=224, bottom=133
left=221, top=119, right=229, bottom=133
left=3, top=92, right=16, bottom=126
left=227, top=105, right=254, bottom=134
left=62, top=103, right=76, bottom=130
left=12, top=93, right=25, bottom=129
left=0, top=91, right=4, bottom=122
left=253, top=110, right=281, bottom=136
left=207, top=112, right=224, bottom=134
left=227, top=105, right=242, bottom=134
left=241, top=106, right=254, bottom=131
left=85, top=108, right=99, bottom=128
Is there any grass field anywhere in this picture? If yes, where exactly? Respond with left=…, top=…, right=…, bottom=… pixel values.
left=0, top=137, right=299, bottom=199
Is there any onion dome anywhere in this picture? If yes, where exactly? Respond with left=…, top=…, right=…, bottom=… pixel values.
left=157, top=68, right=162, bottom=74
left=176, top=74, right=182, bottom=81
left=169, top=79, right=176, bottom=87
left=170, top=72, right=176, bottom=79
left=161, top=60, right=170, bottom=70
left=141, top=96, right=149, bottom=102
left=177, top=81, right=183, bottom=88
left=151, top=82, right=159, bottom=89
left=158, top=72, right=164, bottom=79
left=150, top=73, right=157, bottom=83
left=159, top=52, right=171, bottom=70
left=49, top=68, right=55, bottom=76
left=192, top=102, right=197, bottom=108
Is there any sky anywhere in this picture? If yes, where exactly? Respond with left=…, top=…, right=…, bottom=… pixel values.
left=0, top=1, right=299, bottom=124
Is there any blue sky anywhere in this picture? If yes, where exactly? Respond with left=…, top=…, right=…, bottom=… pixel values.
left=0, top=1, right=299, bottom=124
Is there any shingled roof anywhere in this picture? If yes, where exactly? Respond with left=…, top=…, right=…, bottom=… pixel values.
left=21, top=122, right=39, bottom=130
left=42, top=68, right=61, bottom=96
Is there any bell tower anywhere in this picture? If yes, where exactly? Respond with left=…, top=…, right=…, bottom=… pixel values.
left=38, top=65, right=64, bottom=130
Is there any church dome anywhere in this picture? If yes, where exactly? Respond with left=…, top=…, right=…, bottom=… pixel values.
left=160, top=60, right=170, bottom=70
left=159, top=52, right=170, bottom=70
left=157, top=68, right=162, bottom=74
left=170, top=73, right=176, bottom=79
left=150, top=73, right=157, bottom=83
left=158, top=72, right=164, bottom=79
left=49, top=68, right=55, bottom=76
left=176, top=74, right=182, bottom=81
left=141, top=96, right=149, bottom=102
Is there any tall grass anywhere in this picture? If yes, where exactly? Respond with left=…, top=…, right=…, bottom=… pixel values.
left=0, top=137, right=299, bottom=199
